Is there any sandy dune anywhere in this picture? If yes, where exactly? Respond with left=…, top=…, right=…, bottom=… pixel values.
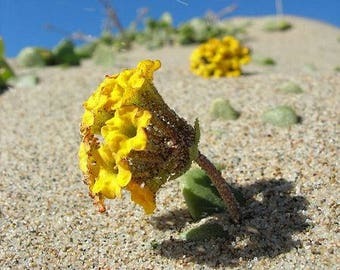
left=0, top=16, right=339, bottom=269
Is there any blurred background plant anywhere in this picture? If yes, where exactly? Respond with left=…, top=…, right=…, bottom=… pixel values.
left=14, top=1, right=251, bottom=67
left=263, top=0, right=292, bottom=31
left=136, top=12, right=176, bottom=50
left=0, top=37, right=15, bottom=90
left=189, top=35, right=251, bottom=78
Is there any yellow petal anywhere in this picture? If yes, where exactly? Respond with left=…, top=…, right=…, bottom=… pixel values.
left=92, top=167, right=121, bottom=198
left=78, top=142, right=89, bottom=173
left=117, top=163, right=132, bottom=187
left=127, top=181, right=156, bottom=214
left=81, top=110, right=94, bottom=127
left=137, top=59, right=161, bottom=80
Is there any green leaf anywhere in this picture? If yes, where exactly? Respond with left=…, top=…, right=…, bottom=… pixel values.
left=17, top=47, right=45, bottom=67
left=262, top=105, right=299, bottom=127
left=36, top=48, right=55, bottom=65
left=253, top=55, right=276, bottom=66
left=0, top=58, right=15, bottom=81
left=263, top=20, right=292, bottom=32
left=210, top=99, right=240, bottom=120
left=0, top=37, right=4, bottom=57
left=181, top=168, right=245, bottom=220
left=53, top=39, right=80, bottom=66
left=277, top=81, right=303, bottom=94
left=181, top=223, right=227, bottom=241
left=181, top=168, right=226, bottom=220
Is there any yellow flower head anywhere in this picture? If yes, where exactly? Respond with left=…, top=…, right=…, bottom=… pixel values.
left=190, top=36, right=251, bottom=78
left=79, top=60, right=199, bottom=214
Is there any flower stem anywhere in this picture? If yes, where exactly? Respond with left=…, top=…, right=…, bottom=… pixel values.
left=195, top=151, right=240, bottom=223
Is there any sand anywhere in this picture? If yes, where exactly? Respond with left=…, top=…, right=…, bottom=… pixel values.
left=0, top=16, right=339, bottom=269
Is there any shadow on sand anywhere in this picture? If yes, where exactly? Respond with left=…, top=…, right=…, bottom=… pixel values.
left=0, top=84, right=10, bottom=95
left=151, top=178, right=309, bottom=267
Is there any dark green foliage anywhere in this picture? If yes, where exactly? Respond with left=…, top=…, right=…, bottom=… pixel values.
left=18, top=40, right=80, bottom=67
left=177, top=24, right=196, bottom=44
left=181, top=168, right=226, bottom=220
left=52, top=39, right=80, bottom=66
left=181, top=223, right=227, bottom=241
left=0, top=58, right=15, bottom=82
left=0, top=58, right=15, bottom=89
left=35, top=48, right=56, bottom=65
left=0, top=37, right=15, bottom=89
left=181, top=167, right=245, bottom=220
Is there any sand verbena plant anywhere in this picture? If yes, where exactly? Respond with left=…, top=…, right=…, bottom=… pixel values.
left=79, top=60, right=240, bottom=222
left=190, top=36, right=251, bottom=78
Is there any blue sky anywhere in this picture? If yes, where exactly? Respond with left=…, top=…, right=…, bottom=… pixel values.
left=1, top=0, right=339, bottom=57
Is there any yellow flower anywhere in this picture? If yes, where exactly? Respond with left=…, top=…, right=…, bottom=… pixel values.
left=190, top=36, right=251, bottom=78
left=102, top=106, right=151, bottom=161
left=79, top=60, right=199, bottom=214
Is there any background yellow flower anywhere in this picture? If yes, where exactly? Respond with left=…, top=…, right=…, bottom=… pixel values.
left=190, top=36, right=251, bottom=78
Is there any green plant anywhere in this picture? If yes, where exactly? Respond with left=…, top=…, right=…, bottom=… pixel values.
left=79, top=60, right=240, bottom=222
left=181, top=223, right=227, bottom=241
left=210, top=99, right=240, bottom=120
left=277, top=81, right=303, bottom=94
left=253, top=55, right=276, bottom=66
left=17, top=47, right=46, bottom=67
left=181, top=167, right=244, bottom=220
left=136, top=12, right=176, bottom=50
left=52, top=39, right=80, bottom=66
left=181, top=168, right=226, bottom=220
left=263, top=20, right=292, bottom=32
left=263, top=0, right=292, bottom=32
left=0, top=37, right=15, bottom=89
left=262, top=105, right=299, bottom=127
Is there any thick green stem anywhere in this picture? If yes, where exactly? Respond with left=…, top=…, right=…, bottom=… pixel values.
left=195, top=151, right=240, bottom=223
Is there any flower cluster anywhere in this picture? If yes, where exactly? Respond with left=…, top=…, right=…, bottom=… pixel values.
left=79, top=60, right=200, bottom=214
left=190, top=36, right=251, bottom=78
